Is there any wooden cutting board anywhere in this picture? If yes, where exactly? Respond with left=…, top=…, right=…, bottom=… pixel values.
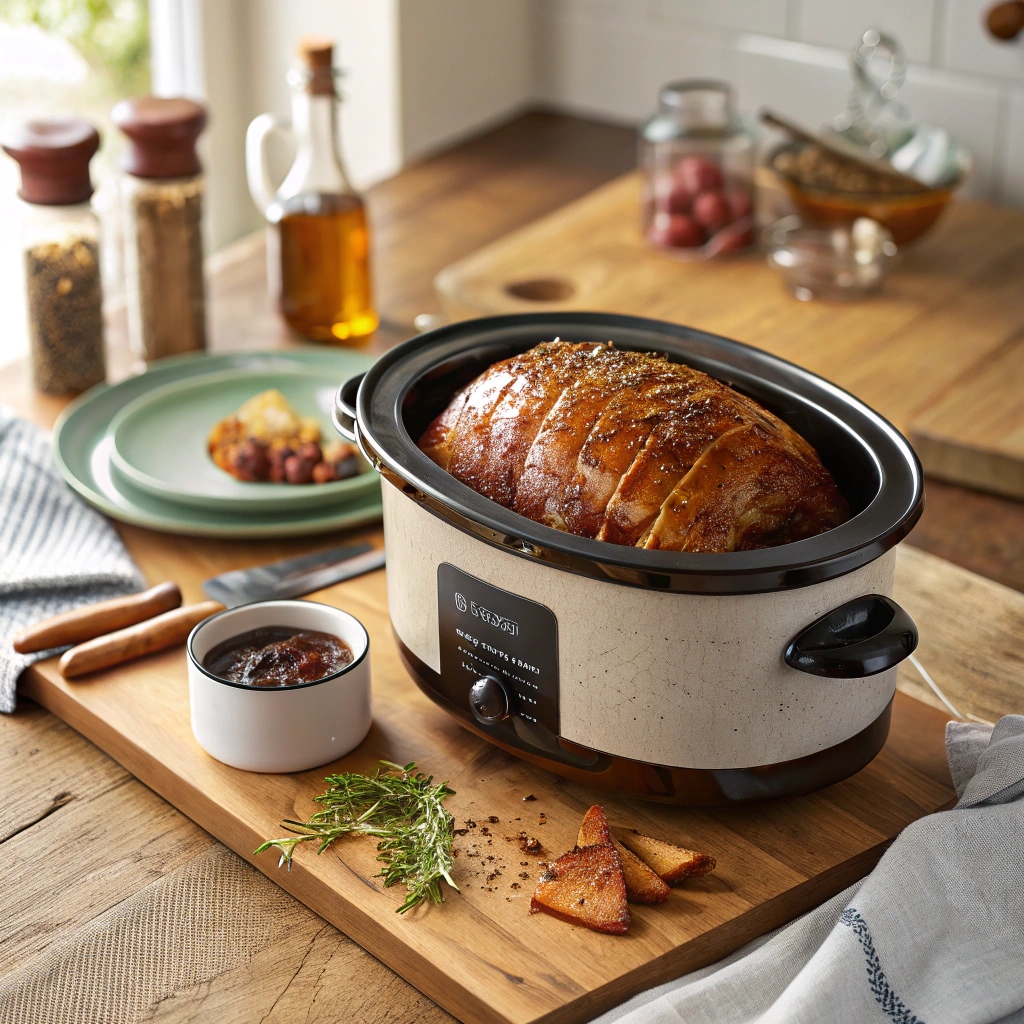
left=908, top=333, right=1024, bottom=500
left=24, top=544, right=1024, bottom=1024
left=434, top=172, right=1024, bottom=454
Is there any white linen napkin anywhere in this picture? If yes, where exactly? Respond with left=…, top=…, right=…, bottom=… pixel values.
left=0, top=405, right=143, bottom=712
left=593, top=715, right=1024, bottom=1024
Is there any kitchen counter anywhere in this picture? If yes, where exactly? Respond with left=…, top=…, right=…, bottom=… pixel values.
left=1, top=111, right=1022, bottom=1022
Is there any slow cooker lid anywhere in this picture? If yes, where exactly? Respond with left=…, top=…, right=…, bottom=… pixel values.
left=355, top=312, right=923, bottom=594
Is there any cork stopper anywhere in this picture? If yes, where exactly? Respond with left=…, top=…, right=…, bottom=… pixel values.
left=298, top=35, right=335, bottom=96
left=111, top=96, right=207, bottom=179
left=0, top=117, right=100, bottom=206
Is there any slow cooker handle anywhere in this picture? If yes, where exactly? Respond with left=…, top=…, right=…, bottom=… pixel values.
left=333, top=373, right=365, bottom=444
left=785, top=594, right=918, bottom=679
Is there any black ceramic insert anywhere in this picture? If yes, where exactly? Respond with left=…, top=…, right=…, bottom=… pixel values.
left=339, top=312, right=924, bottom=594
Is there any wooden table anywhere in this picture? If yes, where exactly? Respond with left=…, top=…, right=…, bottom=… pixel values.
left=2, top=111, right=1023, bottom=1022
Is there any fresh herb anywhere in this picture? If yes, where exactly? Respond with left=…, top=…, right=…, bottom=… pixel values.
left=255, top=760, right=457, bottom=913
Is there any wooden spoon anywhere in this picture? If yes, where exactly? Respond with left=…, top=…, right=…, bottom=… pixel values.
left=58, top=601, right=225, bottom=679
left=760, top=109, right=928, bottom=191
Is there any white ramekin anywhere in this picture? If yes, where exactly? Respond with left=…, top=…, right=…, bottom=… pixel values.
left=187, top=599, right=371, bottom=773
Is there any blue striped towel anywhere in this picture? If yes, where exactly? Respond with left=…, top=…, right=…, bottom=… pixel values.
left=0, top=405, right=144, bottom=712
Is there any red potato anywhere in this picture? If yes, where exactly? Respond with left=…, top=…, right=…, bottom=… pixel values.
left=648, top=211, right=706, bottom=248
left=652, top=175, right=694, bottom=215
left=676, top=156, right=723, bottom=195
left=692, top=191, right=732, bottom=234
left=712, top=224, right=755, bottom=254
left=664, top=182, right=695, bottom=215
left=727, top=189, right=753, bottom=220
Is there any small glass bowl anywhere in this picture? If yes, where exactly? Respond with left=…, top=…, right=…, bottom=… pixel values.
left=765, top=216, right=897, bottom=301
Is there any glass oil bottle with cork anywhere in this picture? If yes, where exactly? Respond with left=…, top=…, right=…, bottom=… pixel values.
left=246, top=36, right=378, bottom=344
left=112, top=96, right=208, bottom=361
left=1, top=118, right=106, bottom=394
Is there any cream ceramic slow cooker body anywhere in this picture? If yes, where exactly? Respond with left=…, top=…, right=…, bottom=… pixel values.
left=337, top=313, right=923, bottom=804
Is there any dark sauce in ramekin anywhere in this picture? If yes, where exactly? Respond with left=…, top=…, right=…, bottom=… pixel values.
left=202, top=626, right=353, bottom=687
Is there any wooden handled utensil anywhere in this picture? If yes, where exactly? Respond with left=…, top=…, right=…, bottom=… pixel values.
left=12, top=581, right=183, bottom=654
left=58, top=600, right=225, bottom=679
left=760, top=108, right=928, bottom=191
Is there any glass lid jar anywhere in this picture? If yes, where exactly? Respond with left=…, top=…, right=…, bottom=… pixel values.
left=0, top=117, right=106, bottom=395
left=112, top=95, right=208, bottom=362
left=641, top=80, right=756, bottom=260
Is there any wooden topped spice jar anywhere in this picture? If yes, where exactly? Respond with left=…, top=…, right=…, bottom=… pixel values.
left=0, top=118, right=106, bottom=395
left=112, top=96, right=208, bottom=361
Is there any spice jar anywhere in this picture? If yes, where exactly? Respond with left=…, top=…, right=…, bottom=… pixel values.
left=112, top=96, right=207, bottom=361
left=0, top=118, right=106, bottom=394
left=641, top=80, right=756, bottom=259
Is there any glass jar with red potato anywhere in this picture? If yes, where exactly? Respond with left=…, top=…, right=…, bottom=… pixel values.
left=641, top=80, right=755, bottom=259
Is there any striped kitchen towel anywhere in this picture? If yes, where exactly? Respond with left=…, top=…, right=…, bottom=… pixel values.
left=0, top=405, right=143, bottom=712
left=593, top=716, right=1024, bottom=1024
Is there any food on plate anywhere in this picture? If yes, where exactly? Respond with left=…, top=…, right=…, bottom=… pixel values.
left=207, top=389, right=361, bottom=485
left=256, top=761, right=457, bottom=913
left=619, top=830, right=716, bottom=884
left=419, top=341, right=849, bottom=553
left=202, top=626, right=353, bottom=687
left=577, top=805, right=669, bottom=905
left=530, top=841, right=631, bottom=935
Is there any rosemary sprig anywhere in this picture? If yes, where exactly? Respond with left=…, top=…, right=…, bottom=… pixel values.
left=254, top=760, right=458, bottom=913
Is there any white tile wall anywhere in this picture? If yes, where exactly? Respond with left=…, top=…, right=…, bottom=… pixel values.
left=654, top=0, right=789, bottom=38
left=901, top=64, right=1003, bottom=197
left=731, top=37, right=849, bottom=130
left=944, top=0, right=1024, bottom=79
left=797, top=0, right=935, bottom=62
left=537, top=6, right=729, bottom=122
left=533, top=0, right=1024, bottom=207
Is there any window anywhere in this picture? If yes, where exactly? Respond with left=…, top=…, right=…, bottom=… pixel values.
left=0, top=0, right=150, bottom=370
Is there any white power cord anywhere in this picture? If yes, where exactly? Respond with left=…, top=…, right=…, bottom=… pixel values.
left=907, top=652, right=966, bottom=721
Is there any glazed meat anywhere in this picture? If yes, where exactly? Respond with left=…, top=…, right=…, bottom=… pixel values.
left=418, top=341, right=849, bottom=553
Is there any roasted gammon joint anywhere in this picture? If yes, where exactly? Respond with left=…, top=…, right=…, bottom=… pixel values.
left=419, top=341, right=849, bottom=553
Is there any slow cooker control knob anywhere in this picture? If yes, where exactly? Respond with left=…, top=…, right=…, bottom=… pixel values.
left=468, top=675, right=511, bottom=725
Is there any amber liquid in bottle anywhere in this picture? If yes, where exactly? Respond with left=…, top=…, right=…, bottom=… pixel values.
left=277, top=193, right=378, bottom=343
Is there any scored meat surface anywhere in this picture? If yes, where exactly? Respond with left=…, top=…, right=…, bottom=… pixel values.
left=418, top=341, right=849, bottom=553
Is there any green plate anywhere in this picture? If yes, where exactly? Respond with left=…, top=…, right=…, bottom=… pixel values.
left=107, top=368, right=377, bottom=512
left=52, top=349, right=383, bottom=539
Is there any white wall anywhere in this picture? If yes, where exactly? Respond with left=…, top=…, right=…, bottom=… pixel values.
left=397, top=0, right=535, bottom=160
left=191, top=0, right=1023, bottom=252
left=203, top=0, right=535, bottom=247
left=535, top=0, right=1024, bottom=206
left=245, top=0, right=404, bottom=195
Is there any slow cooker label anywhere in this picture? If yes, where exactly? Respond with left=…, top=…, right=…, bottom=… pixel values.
left=438, top=563, right=559, bottom=733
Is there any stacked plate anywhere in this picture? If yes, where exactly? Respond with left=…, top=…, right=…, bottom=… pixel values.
left=53, top=349, right=382, bottom=538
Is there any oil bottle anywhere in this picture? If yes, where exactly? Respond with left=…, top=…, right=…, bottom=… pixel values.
left=246, top=37, right=378, bottom=343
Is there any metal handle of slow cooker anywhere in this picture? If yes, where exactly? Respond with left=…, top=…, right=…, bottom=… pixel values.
left=333, top=373, right=365, bottom=444
left=785, top=594, right=918, bottom=679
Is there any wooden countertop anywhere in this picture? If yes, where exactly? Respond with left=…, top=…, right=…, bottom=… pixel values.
left=1, top=111, right=1022, bottom=1021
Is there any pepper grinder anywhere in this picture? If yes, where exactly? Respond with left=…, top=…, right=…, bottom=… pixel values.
left=112, top=96, right=208, bottom=361
left=0, top=118, right=106, bottom=394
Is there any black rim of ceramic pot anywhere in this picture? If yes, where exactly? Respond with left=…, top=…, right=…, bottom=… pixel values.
left=348, top=312, right=923, bottom=595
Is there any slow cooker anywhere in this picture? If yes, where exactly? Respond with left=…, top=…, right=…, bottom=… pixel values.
left=335, top=313, right=923, bottom=804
